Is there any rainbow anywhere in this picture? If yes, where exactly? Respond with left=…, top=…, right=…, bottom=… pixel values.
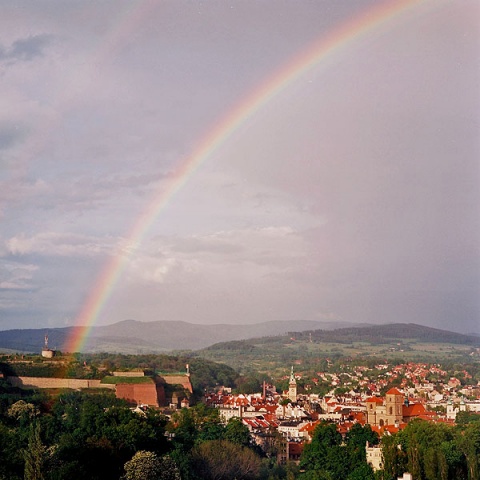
left=65, top=0, right=433, bottom=353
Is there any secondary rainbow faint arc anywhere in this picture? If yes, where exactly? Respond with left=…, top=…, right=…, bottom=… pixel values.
left=66, top=0, right=429, bottom=353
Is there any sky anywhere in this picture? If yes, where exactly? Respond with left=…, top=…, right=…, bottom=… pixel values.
left=0, top=0, right=479, bottom=334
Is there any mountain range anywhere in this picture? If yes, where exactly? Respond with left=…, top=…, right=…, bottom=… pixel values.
left=0, top=319, right=353, bottom=354
left=0, top=320, right=477, bottom=355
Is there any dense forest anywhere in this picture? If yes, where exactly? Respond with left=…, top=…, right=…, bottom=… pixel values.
left=301, top=324, right=480, bottom=346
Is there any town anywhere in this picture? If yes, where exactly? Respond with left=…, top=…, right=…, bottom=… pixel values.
left=1, top=346, right=479, bottom=479
left=205, top=362, right=480, bottom=470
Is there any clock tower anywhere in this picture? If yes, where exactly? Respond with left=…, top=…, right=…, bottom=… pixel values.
left=288, top=366, right=297, bottom=402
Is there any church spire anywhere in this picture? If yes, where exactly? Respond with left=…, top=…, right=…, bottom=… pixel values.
left=289, top=365, right=296, bottom=384
left=288, top=366, right=297, bottom=402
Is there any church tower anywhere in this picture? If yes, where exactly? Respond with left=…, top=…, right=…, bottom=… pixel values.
left=385, top=388, right=404, bottom=425
left=288, top=366, right=297, bottom=402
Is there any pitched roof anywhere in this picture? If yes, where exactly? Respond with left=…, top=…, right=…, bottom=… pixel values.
left=299, top=421, right=319, bottom=433
left=403, top=403, right=427, bottom=417
left=366, top=396, right=384, bottom=404
left=386, top=388, right=403, bottom=395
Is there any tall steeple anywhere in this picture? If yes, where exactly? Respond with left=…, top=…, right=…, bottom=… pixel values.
left=288, top=366, right=297, bottom=402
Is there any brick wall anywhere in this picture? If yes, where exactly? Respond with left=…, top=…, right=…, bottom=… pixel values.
left=161, top=375, right=193, bottom=393
left=116, top=383, right=159, bottom=406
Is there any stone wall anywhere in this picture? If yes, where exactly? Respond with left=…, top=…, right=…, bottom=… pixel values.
left=6, top=374, right=186, bottom=407
left=7, top=376, right=115, bottom=390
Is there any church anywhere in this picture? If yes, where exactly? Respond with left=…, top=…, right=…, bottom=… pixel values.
left=366, top=388, right=428, bottom=426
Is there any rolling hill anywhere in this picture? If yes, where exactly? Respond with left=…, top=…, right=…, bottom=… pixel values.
left=194, top=323, right=480, bottom=373
left=0, top=319, right=353, bottom=353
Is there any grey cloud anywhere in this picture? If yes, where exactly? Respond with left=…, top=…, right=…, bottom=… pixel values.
left=0, top=125, right=24, bottom=150
left=0, top=170, right=169, bottom=220
left=167, top=235, right=244, bottom=256
left=0, top=260, right=38, bottom=292
left=4, top=232, right=117, bottom=258
left=55, top=171, right=171, bottom=214
left=0, top=34, right=53, bottom=63
left=0, top=1, right=477, bottom=333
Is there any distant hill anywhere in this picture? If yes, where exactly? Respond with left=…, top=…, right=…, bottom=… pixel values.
left=294, top=323, right=480, bottom=346
left=196, top=322, right=480, bottom=373
left=201, top=323, right=480, bottom=354
left=0, top=319, right=354, bottom=354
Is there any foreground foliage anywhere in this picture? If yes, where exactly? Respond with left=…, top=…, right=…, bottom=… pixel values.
left=299, top=422, right=378, bottom=480
left=123, top=451, right=180, bottom=480
left=380, top=419, right=480, bottom=480
left=0, top=383, right=284, bottom=480
left=0, top=357, right=479, bottom=479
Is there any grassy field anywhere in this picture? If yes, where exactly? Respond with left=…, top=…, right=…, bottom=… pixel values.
left=195, top=335, right=479, bottom=375
left=100, top=376, right=153, bottom=384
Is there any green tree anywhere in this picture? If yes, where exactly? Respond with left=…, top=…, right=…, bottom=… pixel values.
left=456, top=422, right=480, bottom=480
left=197, top=420, right=225, bottom=444
left=381, top=434, right=407, bottom=480
left=347, top=463, right=375, bottom=480
left=168, top=408, right=198, bottom=453
left=345, top=423, right=378, bottom=467
left=191, top=439, right=261, bottom=480
left=0, top=422, right=23, bottom=480
left=23, top=422, right=46, bottom=480
left=224, top=418, right=252, bottom=448
left=124, top=451, right=180, bottom=480
left=300, top=422, right=347, bottom=479
left=8, top=400, right=38, bottom=423
left=456, top=411, right=480, bottom=426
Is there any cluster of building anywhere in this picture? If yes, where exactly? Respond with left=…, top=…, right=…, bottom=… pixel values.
left=8, top=342, right=480, bottom=475
left=203, top=365, right=480, bottom=469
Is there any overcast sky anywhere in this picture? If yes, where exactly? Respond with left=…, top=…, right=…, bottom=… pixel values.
left=1, top=0, right=479, bottom=334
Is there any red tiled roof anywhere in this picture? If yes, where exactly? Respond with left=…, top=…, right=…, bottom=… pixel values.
left=264, top=405, right=278, bottom=414
left=366, top=397, right=384, bottom=404
left=299, top=421, right=319, bottom=433
left=243, top=419, right=257, bottom=428
left=386, top=388, right=403, bottom=395
left=384, top=424, right=401, bottom=434
left=371, top=423, right=406, bottom=436
left=352, top=411, right=366, bottom=424
left=403, top=403, right=426, bottom=417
